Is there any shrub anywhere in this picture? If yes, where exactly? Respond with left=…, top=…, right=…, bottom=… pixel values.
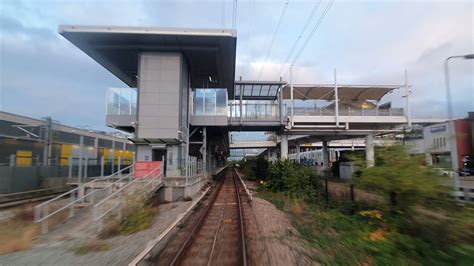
left=353, top=145, right=451, bottom=212
left=263, top=160, right=321, bottom=201
left=74, top=240, right=111, bottom=255
left=119, top=204, right=157, bottom=235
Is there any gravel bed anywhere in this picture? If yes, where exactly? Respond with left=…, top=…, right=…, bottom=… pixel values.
left=0, top=197, right=199, bottom=265
left=243, top=196, right=314, bottom=266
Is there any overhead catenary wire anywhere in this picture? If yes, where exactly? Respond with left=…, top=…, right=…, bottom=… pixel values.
left=232, top=0, right=238, bottom=29
left=246, top=0, right=256, bottom=39
left=275, top=0, right=323, bottom=80
left=282, top=0, right=335, bottom=79
left=221, top=0, right=226, bottom=30
left=257, top=0, right=290, bottom=81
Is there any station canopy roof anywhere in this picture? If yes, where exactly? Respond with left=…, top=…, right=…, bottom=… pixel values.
left=234, top=81, right=287, bottom=100
left=282, top=84, right=400, bottom=101
left=59, top=25, right=237, bottom=98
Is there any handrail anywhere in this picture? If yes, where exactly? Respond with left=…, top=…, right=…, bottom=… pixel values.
left=93, top=164, right=163, bottom=231
left=34, top=164, right=135, bottom=234
left=36, top=164, right=133, bottom=209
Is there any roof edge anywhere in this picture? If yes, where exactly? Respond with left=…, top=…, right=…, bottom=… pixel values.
left=58, top=25, right=237, bottom=38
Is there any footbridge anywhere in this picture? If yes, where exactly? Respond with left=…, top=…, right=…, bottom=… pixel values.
left=60, top=25, right=446, bottom=202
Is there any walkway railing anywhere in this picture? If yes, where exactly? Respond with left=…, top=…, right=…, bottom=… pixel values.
left=229, top=103, right=280, bottom=121
left=288, top=107, right=404, bottom=116
left=92, top=164, right=163, bottom=232
left=34, top=164, right=134, bottom=234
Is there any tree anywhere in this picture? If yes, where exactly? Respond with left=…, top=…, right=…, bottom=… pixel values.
left=354, top=145, right=450, bottom=212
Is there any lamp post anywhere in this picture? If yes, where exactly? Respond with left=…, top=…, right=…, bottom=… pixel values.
left=444, top=53, right=474, bottom=199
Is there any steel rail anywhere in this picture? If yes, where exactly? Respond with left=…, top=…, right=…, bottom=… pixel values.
left=168, top=168, right=247, bottom=266
left=169, top=175, right=226, bottom=266
left=233, top=168, right=248, bottom=266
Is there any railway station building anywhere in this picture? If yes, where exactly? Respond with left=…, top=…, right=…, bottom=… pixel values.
left=59, top=25, right=444, bottom=196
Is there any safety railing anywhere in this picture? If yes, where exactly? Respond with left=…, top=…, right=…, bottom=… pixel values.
left=92, top=164, right=163, bottom=232
left=34, top=164, right=135, bottom=234
left=288, top=107, right=404, bottom=117
left=229, top=102, right=280, bottom=120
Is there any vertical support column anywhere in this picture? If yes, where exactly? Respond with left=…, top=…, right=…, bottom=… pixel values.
left=202, top=127, right=207, bottom=173
left=365, top=134, right=374, bottom=168
left=78, top=134, right=84, bottom=182
left=239, top=76, right=243, bottom=125
left=9, top=154, right=15, bottom=166
left=68, top=157, right=73, bottom=178
left=295, top=144, right=300, bottom=163
left=117, top=157, right=121, bottom=176
left=334, top=69, right=339, bottom=126
left=100, top=156, right=104, bottom=177
left=290, top=66, right=294, bottom=128
left=84, top=154, right=88, bottom=179
left=279, top=77, right=283, bottom=124
left=405, top=70, right=411, bottom=127
left=111, top=141, right=115, bottom=174
left=448, top=120, right=460, bottom=193
left=42, top=117, right=52, bottom=166
left=280, top=134, right=288, bottom=160
left=322, top=140, right=329, bottom=169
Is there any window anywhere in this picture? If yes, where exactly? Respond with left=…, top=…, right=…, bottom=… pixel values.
left=193, top=89, right=228, bottom=116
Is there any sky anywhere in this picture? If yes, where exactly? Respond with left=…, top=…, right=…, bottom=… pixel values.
left=0, top=0, right=473, bottom=131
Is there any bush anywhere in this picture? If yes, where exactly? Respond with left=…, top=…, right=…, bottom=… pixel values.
left=263, top=160, right=321, bottom=201
left=74, top=240, right=111, bottom=255
left=353, top=145, right=451, bottom=212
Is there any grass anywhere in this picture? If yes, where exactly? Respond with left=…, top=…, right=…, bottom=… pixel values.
left=99, top=203, right=158, bottom=238
left=258, top=191, right=474, bottom=265
left=0, top=205, right=69, bottom=255
left=74, top=240, right=111, bottom=255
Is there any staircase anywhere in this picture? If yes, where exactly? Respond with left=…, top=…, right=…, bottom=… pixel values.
left=34, top=165, right=135, bottom=234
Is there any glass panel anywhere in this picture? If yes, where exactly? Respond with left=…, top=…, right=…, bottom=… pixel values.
left=106, top=88, right=137, bottom=116
left=235, top=85, right=241, bottom=96
left=260, top=85, right=270, bottom=96
left=204, top=89, right=216, bottom=115
left=119, top=88, right=131, bottom=115
left=107, top=88, right=120, bottom=115
left=215, top=89, right=228, bottom=116
left=252, top=85, right=263, bottom=96
left=130, top=88, right=137, bottom=116
left=268, top=85, right=279, bottom=97
left=243, top=85, right=253, bottom=96
left=194, top=89, right=204, bottom=115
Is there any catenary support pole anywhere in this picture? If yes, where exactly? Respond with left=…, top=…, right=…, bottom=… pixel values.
left=334, top=69, right=339, bottom=126
left=290, top=65, right=294, bottom=128
left=365, top=134, right=374, bottom=167
left=322, top=140, right=329, bottom=169
left=405, top=70, right=411, bottom=127
left=280, top=135, right=288, bottom=160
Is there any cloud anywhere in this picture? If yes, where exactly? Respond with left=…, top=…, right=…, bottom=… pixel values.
left=0, top=0, right=472, bottom=133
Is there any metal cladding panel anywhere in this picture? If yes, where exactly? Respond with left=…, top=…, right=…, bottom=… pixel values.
left=137, top=52, right=183, bottom=140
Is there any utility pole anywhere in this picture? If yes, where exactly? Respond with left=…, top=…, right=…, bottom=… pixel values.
left=42, top=117, right=52, bottom=166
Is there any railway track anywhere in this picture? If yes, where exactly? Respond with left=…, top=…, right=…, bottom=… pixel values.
left=152, top=168, right=247, bottom=266
left=0, top=186, right=70, bottom=209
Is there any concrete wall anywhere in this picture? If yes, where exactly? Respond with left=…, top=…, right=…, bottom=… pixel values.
left=137, top=52, right=182, bottom=140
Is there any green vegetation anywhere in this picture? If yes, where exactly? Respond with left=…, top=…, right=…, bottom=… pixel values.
left=74, top=240, right=111, bottom=255
left=237, top=157, right=269, bottom=181
left=353, top=145, right=452, bottom=212
left=256, top=146, right=474, bottom=265
left=99, top=199, right=158, bottom=238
